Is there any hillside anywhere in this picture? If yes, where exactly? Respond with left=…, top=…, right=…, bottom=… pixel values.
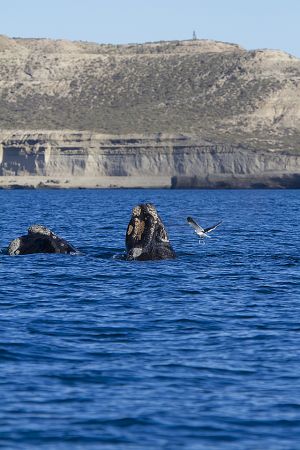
left=0, top=35, right=300, bottom=149
left=0, top=35, right=300, bottom=188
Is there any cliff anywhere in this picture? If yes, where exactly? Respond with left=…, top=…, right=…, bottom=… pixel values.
left=0, top=131, right=300, bottom=188
left=0, top=36, right=300, bottom=187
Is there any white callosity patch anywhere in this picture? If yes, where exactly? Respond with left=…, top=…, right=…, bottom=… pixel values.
left=132, top=206, right=142, bottom=217
left=28, top=225, right=52, bottom=236
left=145, top=204, right=158, bottom=222
left=132, top=248, right=143, bottom=259
left=7, top=238, right=21, bottom=256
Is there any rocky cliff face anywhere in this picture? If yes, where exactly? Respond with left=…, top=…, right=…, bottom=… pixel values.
left=0, top=131, right=299, bottom=188
left=0, top=35, right=299, bottom=187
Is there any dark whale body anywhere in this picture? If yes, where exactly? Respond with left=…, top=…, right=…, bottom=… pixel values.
left=7, top=205, right=174, bottom=260
left=7, top=225, right=77, bottom=256
left=125, top=203, right=176, bottom=261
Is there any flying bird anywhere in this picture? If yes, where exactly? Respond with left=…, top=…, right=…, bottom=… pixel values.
left=187, top=216, right=222, bottom=242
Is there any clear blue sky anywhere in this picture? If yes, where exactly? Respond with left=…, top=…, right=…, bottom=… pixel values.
left=2, top=0, right=300, bottom=56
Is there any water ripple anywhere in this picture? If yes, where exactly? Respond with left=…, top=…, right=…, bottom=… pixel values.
left=0, top=189, right=300, bottom=449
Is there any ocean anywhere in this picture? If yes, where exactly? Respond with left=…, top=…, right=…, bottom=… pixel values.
left=1, top=189, right=300, bottom=449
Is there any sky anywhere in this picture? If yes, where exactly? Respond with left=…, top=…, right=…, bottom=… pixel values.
left=1, top=0, right=300, bottom=57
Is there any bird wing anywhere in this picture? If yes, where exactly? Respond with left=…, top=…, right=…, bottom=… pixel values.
left=187, top=216, right=204, bottom=232
left=204, top=221, right=222, bottom=233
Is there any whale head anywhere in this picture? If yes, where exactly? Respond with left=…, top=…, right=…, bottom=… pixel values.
left=125, top=203, right=175, bottom=261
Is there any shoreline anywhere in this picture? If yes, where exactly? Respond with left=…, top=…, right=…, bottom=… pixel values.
left=1, top=174, right=300, bottom=189
left=0, top=176, right=172, bottom=189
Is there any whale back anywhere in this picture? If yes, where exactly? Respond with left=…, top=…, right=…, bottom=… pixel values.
left=7, top=225, right=77, bottom=255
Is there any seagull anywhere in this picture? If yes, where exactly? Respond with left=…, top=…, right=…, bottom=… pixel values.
left=187, top=216, right=222, bottom=243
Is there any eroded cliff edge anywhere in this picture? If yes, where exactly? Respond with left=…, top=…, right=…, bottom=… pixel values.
left=1, top=131, right=300, bottom=188
left=0, top=36, right=300, bottom=187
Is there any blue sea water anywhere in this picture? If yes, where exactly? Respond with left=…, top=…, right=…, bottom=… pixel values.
left=0, top=189, right=300, bottom=450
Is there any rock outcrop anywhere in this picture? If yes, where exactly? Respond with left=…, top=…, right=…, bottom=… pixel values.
left=0, top=131, right=299, bottom=188
left=0, top=36, right=299, bottom=187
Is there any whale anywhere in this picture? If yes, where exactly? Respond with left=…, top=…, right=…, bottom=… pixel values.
left=7, top=205, right=175, bottom=260
left=125, top=203, right=176, bottom=261
left=7, top=225, right=77, bottom=256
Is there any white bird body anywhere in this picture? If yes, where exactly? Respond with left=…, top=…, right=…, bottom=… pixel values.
left=187, top=216, right=222, bottom=242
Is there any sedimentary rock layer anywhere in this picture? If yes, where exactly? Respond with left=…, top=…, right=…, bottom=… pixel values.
left=0, top=131, right=299, bottom=188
